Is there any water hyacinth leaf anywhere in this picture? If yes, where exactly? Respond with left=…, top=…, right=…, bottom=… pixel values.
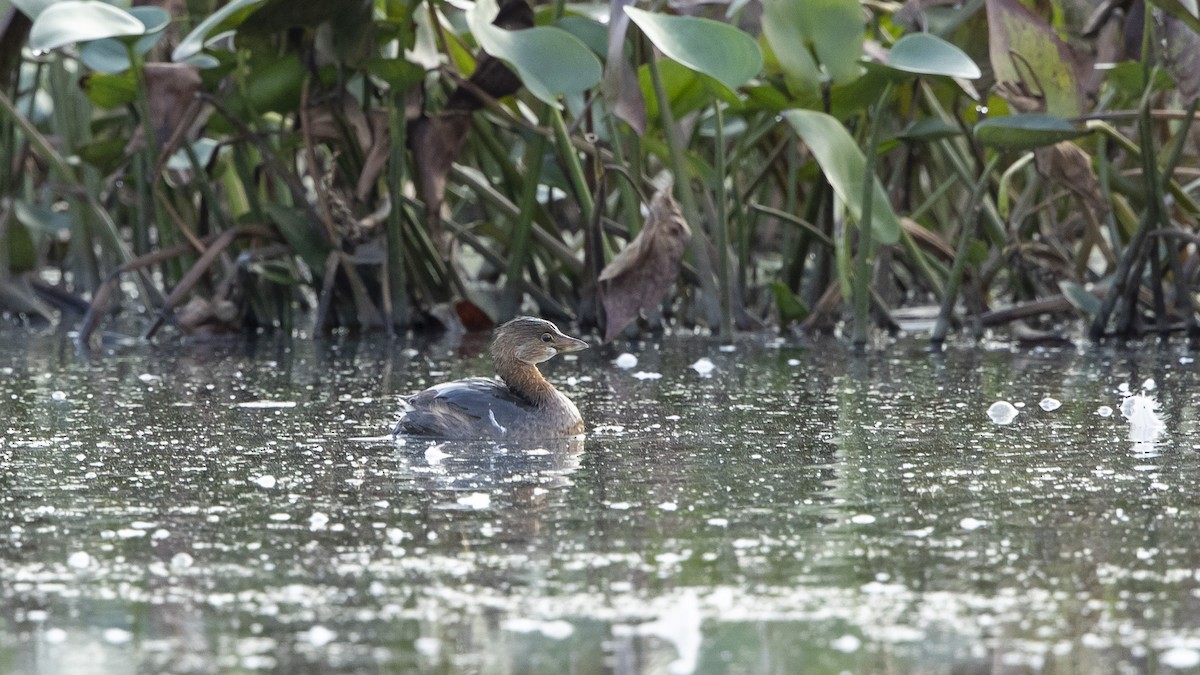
left=782, top=109, right=901, bottom=244
left=79, top=6, right=170, bottom=73
left=172, top=0, right=266, bottom=62
left=760, top=0, right=820, bottom=92
left=884, top=33, right=981, bottom=79
left=599, top=188, right=693, bottom=342
left=11, top=0, right=57, bottom=20
left=974, top=114, right=1089, bottom=150
left=468, top=0, right=601, bottom=106
left=625, top=6, right=762, bottom=92
left=760, top=0, right=861, bottom=89
left=556, top=16, right=607, bottom=57
left=29, top=1, right=145, bottom=52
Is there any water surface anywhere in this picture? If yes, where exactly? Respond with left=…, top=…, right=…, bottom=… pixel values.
left=2, top=327, right=1199, bottom=674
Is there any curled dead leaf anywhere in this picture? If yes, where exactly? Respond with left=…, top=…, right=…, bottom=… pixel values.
left=599, top=188, right=692, bottom=342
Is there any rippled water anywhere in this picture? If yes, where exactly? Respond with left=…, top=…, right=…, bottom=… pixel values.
left=2, top=326, right=1200, bottom=674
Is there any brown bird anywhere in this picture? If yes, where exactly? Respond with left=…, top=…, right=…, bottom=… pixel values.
left=393, top=317, right=588, bottom=440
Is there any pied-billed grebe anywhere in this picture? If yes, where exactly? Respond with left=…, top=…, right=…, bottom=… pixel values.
left=393, top=316, right=588, bottom=439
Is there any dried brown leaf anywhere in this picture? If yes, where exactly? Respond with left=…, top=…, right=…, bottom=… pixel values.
left=140, top=63, right=200, bottom=149
left=602, top=0, right=646, bottom=134
left=1034, top=141, right=1108, bottom=215
left=599, top=188, right=692, bottom=341
left=409, top=112, right=471, bottom=252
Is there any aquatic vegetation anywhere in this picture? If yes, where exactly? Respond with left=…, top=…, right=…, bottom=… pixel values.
left=0, top=1, right=1197, bottom=345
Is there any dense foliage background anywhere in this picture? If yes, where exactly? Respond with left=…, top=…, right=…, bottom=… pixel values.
left=0, top=0, right=1198, bottom=345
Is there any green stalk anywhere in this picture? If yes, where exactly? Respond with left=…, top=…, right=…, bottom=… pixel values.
left=385, top=89, right=410, bottom=328
left=1091, top=72, right=1164, bottom=339
left=549, top=106, right=594, bottom=225
left=506, top=111, right=550, bottom=305
left=712, top=103, right=732, bottom=340
left=646, top=50, right=720, bottom=327
left=852, top=82, right=892, bottom=348
left=931, top=154, right=1001, bottom=346
left=604, top=115, right=642, bottom=238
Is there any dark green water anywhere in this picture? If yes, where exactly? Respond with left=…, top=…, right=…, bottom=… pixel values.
left=2, top=326, right=1200, bottom=674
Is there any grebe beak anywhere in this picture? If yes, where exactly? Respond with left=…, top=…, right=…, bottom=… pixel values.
left=557, top=336, right=588, bottom=353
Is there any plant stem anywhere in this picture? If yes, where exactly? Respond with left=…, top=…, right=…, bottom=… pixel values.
left=931, top=154, right=1000, bottom=346
left=713, top=103, right=733, bottom=340
left=853, top=82, right=892, bottom=348
left=646, top=49, right=721, bottom=328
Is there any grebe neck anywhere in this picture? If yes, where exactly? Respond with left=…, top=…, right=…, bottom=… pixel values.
left=494, top=355, right=557, bottom=406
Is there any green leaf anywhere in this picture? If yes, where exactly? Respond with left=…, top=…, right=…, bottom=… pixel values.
left=166, top=138, right=220, bottom=171
left=5, top=215, right=37, bottom=274
left=1059, top=281, right=1101, bottom=317
left=76, top=136, right=130, bottom=173
left=264, top=203, right=327, bottom=274
left=769, top=281, right=808, bottom=325
left=78, top=7, right=170, bottom=73
left=782, top=109, right=901, bottom=244
left=884, top=33, right=981, bottom=79
left=555, top=16, right=608, bottom=58
left=364, top=58, right=426, bottom=89
left=11, top=0, right=58, bottom=20
left=638, top=58, right=710, bottom=123
left=14, top=200, right=71, bottom=237
left=760, top=0, right=862, bottom=88
left=172, top=0, right=266, bottom=63
left=625, top=6, right=762, bottom=92
left=29, top=1, right=145, bottom=51
left=897, top=118, right=962, bottom=142
left=974, top=114, right=1089, bottom=150
left=81, top=70, right=137, bottom=108
left=468, top=0, right=602, bottom=106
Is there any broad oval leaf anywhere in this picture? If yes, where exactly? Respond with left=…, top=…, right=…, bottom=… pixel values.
left=11, top=0, right=58, bottom=20
left=974, top=114, right=1089, bottom=150
left=469, top=0, right=602, bottom=106
left=760, top=0, right=861, bottom=88
left=172, top=0, right=266, bottom=63
left=625, top=6, right=762, bottom=92
left=885, top=33, right=981, bottom=79
left=760, top=0, right=820, bottom=93
left=29, top=1, right=145, bottom=52
left=782, top=109, right=901, bottom=244
left=79, top=7, right=170, bottom=73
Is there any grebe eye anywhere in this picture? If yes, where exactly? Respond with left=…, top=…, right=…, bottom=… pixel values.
left=541, top=333, right=553, bottom=343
